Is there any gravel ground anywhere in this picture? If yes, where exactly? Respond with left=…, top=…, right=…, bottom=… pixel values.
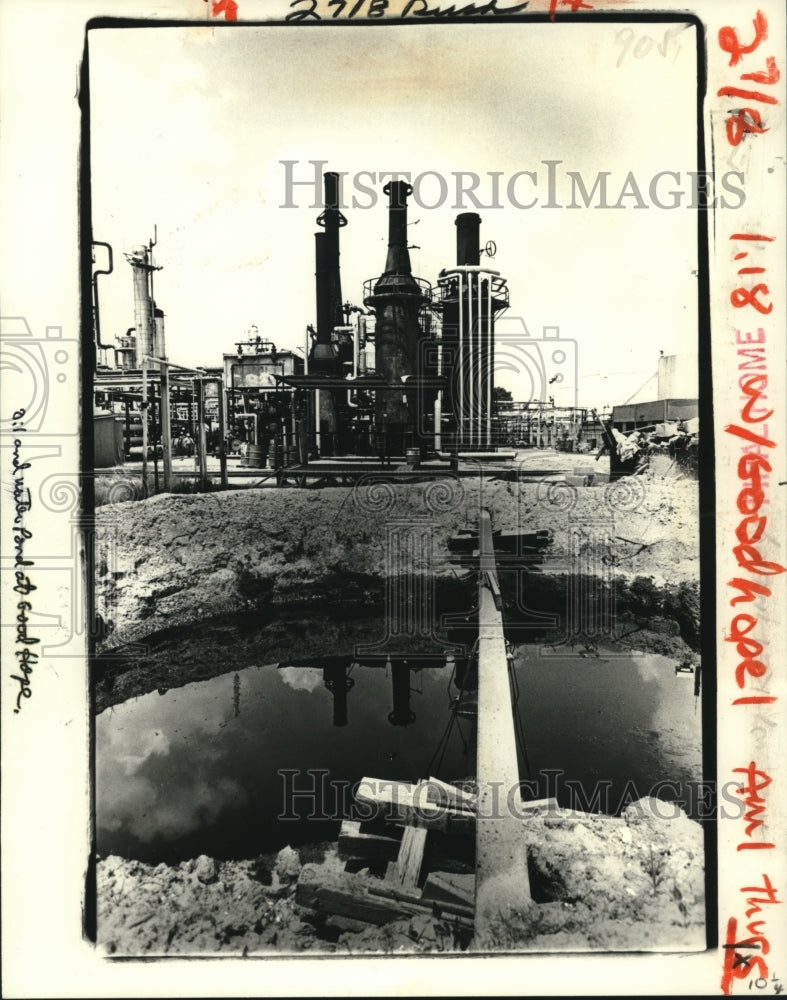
left=97, top=798, right=704, bottom=955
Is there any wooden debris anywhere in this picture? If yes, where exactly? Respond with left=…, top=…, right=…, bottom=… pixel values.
left=519, top=796, right=561, bottom=815
left=296, top=865, right=420, bottom=925
left=425, top=776, right=477, bottom=811
left=421, top=871, right=475, bottom=909
left=393, top=825, right=428, bottom=890
left=368, top=883, right=474, bottom=923
left=296, top=864, right=473, bottom=928
left=356, top=777, right=475, bottom=834
left=338, top=820, right=401, bottom=862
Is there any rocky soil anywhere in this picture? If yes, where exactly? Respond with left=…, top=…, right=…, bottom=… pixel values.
left=94, top=471, right=700, bottom=650
left=97, top=798, right=704, bottom=955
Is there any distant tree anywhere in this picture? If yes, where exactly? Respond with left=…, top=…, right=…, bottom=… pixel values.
left=492, top=386, right=513, bottom=414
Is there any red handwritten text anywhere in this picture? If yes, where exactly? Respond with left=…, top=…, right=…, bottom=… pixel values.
left=730, top=234, right=774, bottom=316
left=733, top=762, right=775, bottom=850
left=725, top=328, right=784, bottom=707
left=211, top=0, right=238, bottom=20
left=718, top=10, right=781, bottom=146
left=549, top=0, right=592, bottom=21
left=721, top=875, right=781, bottom=994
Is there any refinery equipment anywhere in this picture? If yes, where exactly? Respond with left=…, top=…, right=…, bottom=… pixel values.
left=124, top=236, right=166, bottom=368
left=436, top=212, right=510, bottom=451
left=282, top=171, right=511, bottom=463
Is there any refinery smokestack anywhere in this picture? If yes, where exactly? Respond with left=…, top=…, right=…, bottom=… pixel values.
left=364, top=181, right=429, bottom=454
left=310, top=172, right=347, bottom=454
left=313, top=171, right=347, bottom=357
left=455, top=212, right=481, bottom=267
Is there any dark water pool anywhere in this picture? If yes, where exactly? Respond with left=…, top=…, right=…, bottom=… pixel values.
left=512, top=647, right=702, bottom=814
left=97, top=644, right=702, bottom=864
left=97, top=658, right=474, bottom=863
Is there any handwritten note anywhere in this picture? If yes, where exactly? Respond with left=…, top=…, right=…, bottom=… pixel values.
left=10, top=408, right=38, bottom=713
left=719, top=9, right=785, bottom=994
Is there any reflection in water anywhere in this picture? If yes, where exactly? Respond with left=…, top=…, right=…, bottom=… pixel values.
left=97, top=645, right=702, bottom=864
left=97, top=659, right=471, bottom=864
left=512, top=647, right=702, bottom=814
left=322, top=661, right=354, bottom=727
left=389, top=663, right=415, bottom=726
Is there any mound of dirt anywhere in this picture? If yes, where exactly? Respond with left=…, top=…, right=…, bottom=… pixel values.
left=94, top=474, right=700, bottom=654
left=96, top=799, right=704, bottom=955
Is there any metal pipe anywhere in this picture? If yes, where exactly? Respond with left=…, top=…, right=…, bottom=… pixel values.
left=91, top=240, right=114, bottom=348
left=434, top=326, right=443, bottom=452
left=160, top=361, right=173, bottom=491
left=141, top=365, right=149, bottom=497
left=458, top=271, right=464, bottom=448
left=468, top=271, right=474, bottom=447
left=487, top=273, right=492, bottom=447
left=455, top=212, right=481, bottom=267
left=196, top=377, right=208, bottom=489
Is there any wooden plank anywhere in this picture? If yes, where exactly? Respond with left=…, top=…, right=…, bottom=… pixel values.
left=422, top=872, right=475, bottom=909
left=368, top=884, right=474, bottom=923
left=426, top=776, right=477, bottom=811
left=356, top=777, right=475, bottom=834
left=518, top=796, right=561, bottom=815
left=395, top=825, right=428, bottom=890
left=338, top=820, right=401, bottom=862
left=296, top=864, right=473, bottom=928
left=296, top=864, right=420, bottom=925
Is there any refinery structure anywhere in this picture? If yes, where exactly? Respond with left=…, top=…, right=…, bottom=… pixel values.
left=91, top=169, right=698, bottom=489
left=90, top=169, right=704, bottom=953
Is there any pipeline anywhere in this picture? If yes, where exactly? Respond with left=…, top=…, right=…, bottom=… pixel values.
left=92, top=240, right=117, bottom=362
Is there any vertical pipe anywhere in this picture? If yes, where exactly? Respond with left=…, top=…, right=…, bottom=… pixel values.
left=458, top=272, right=464, bottom=448
left=217, top=381, right=227, bottom=487
left=477, top=274, right=483, bottom=448
left=196, top=378, right=208, bottom=489
left=434, top=329, right=442, bottom=452
left=124, top=400, right=131, bottom=458
left=151, top=383, right=159, bottom=493
left=141, top=366, right=149, bottom=497
left=468, top=272, right=475, bottom=447
left=160, top=361, right=173, bottom=491
left=487, top=276, right=493, bottom=447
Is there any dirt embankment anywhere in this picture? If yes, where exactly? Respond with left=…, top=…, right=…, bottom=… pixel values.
left=97, top=797, right=704, bottom=955
left=95, top=476, right=700, bottom=653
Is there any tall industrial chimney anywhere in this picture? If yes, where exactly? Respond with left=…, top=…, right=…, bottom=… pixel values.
left=456, top=212, right=481, bottom=266
left=127, top=245, right=156, bottom=368
left=310, top=172, right=347, bottom=455
left=364, top=181, right=429, bottom=455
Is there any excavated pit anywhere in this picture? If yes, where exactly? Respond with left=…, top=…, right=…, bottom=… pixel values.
left=93, top=473, right=705, bottom=954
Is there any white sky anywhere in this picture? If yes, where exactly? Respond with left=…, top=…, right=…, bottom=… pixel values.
left=89, top=21, right=699, bottom=408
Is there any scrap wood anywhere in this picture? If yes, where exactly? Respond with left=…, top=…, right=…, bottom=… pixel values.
left=338, top=820, right=401, bottom=862
left=392, top=824, right=428, bottom=890
left=369, top=883, right=474, bottom=923
left=296, top=864, right=422, bottom=926
left=421, top=871, right=475, bottom=909
left=296, top=864, right=473, bottom=928
left=356, top=777, right=475, bottom=834
left=425, top=776, right=477, bottom=811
